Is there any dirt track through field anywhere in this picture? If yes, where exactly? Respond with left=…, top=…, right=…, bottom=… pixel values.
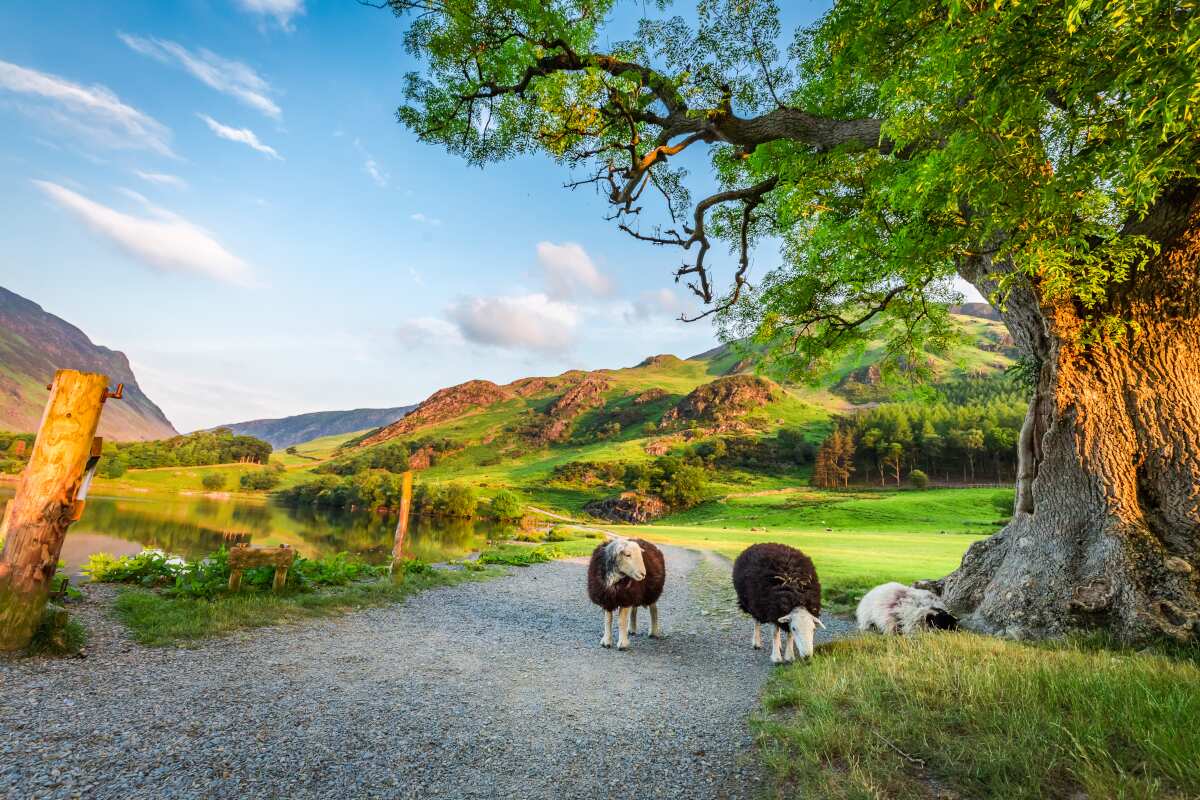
left=0, top=546, right=853, bottom=800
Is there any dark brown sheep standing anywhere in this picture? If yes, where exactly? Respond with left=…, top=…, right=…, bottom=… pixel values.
left=732, top=542, right=824, bottom=662
left=587, top=537, right=666, bottom=650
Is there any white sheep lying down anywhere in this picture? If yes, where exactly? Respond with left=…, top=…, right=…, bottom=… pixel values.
left=856, top=582, right=959, bottom=635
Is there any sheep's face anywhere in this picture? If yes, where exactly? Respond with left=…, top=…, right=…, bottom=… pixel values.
left=925, top=608, right=959, bottom=630
left=612, top=539, right=646, bottom=582
left=779, top=607, right=825, bottom=659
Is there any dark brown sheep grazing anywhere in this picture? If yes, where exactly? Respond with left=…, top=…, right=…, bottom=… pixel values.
left=732, top=543, right=824, bottom=663
left=587, top=537, right=666, bottom=650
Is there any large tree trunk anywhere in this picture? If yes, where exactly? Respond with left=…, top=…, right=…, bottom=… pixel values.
left=942, top=184, right=1200, bottom=643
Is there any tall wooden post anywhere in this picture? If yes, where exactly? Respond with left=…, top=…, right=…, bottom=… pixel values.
left=390, top=470, right=414, bottom=575
left=0, top=370, right=109, bottom=651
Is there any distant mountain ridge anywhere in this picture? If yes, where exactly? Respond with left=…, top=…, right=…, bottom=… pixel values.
left=214, top=406, right=415, bottom=449
left=0, top=286, right=177, bottom=441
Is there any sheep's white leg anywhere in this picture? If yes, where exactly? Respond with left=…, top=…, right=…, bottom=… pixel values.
left=783, top=632, right=796, bottom=662
left=649, top=603, right=662, bottom=638
left=751, top=623, right=763, bottom=650
left=770, top=627, right=783, bottom=664
left=617, top=607, right=632, bottom=650
left=630, top=605, right=639, bottom=636
left=600, top=610, right=613, bottom=648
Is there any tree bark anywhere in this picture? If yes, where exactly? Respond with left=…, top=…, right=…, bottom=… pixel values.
left=0, top=370, right=108, bottom=651
left=940, top=186, right=1200, bottom=643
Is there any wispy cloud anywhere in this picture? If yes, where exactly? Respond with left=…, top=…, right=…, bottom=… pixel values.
left=626, top=288, right=687, bottom=322
left=0, top=59, right=173, bottom=156
left=197, top=114, right=282, bottom=160
left=34, top=180, right=258, bottom=286
left=354, top=138, right=388, bottom=187
left=536, top=241, right=613, bottom=299
left=445, top=293, right=578, bottom=353
left=410, top=212, right=440, bottom=225
left=134, top=169, right=188, bottom=189
left=235, top=0, right=305, bottom=31
left=397, top=316, right=462, bottom=347
left=118, top=33, right=281, bottom=120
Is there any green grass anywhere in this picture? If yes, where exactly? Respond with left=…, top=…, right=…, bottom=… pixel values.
left=618, top=487, right=1010, bottom=611
left=758, top=633, right=1200, bottom=800
left=111, top=566, right=500, bottom=646
left=274, top=429, right=371, bottom=466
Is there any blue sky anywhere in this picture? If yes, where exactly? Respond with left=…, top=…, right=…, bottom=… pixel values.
left=0, top=0, right=854, bottom=433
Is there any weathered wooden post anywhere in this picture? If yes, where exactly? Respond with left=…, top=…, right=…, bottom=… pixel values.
left=390, top=470, right=414, bottom=576
left=0, top=370, right=110, bottom=651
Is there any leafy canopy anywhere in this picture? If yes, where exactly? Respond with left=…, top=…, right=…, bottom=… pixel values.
left=387, top=0, right=1199, bottom=373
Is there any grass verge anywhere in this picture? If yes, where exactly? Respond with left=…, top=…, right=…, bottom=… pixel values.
left=112, top=566, right=500, bottom=647
left=757, top=633, right=1200, bottom=800
left=25, top=604, right=88, bottom=657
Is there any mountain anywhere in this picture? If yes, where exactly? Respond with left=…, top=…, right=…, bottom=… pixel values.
left=345, top=312, right=1016, bottom=460
left=216, top=406, right=415, bottom=449
left=0, top=286, right=177, bottom=441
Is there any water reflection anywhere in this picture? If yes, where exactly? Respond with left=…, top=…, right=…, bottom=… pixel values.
left=0, top=488, right=501, bottom=574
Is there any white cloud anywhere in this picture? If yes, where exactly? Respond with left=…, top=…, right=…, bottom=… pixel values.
left=134, top=170, right=188, bottom=189
left=0, top=59, right=173, bottom=156
left=446, top=293, right=578, bottom=353
left=626, top=287, right=686, bottom=321
left=536, top=241, right=613, bottom=299
left=234, top=0, right=305, bottom=30
left=396, top=316, right=462, bottom=346
left=119, top=34, right=281, bottom=120
left=197, top=114, right=282, bottom=160
left=354, top=138, right=388, bottom=187
left=34, top=180, right=258, bottom=287
left=410, top=212, right=440, bottom=225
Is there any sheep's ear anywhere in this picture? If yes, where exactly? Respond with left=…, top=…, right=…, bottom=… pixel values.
left=778, top=615, right=790, bottom=624
left=813, top=616, right=826, bottom=630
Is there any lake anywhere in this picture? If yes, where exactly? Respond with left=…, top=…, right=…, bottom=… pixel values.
left=0, top=487, right=509, bottom=575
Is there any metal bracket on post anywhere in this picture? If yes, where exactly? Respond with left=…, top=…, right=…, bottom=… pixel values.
left=70, top=437, right=103, bottom=522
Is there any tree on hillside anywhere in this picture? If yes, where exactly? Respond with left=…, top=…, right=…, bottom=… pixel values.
left=384, top=0, right=1200, bottom=643
left=882, top=442, right=904, bottom=487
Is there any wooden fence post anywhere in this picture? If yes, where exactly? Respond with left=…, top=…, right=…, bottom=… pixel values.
left=0, top=370, right=109, bottom=651
left=391, top=470, right=414, bottom=576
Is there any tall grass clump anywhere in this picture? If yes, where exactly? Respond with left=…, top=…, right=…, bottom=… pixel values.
left=757, top=633, right=1200, bottom=800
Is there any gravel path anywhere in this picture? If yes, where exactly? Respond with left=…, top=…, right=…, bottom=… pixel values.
left=0, top=546, right=853, bottom=800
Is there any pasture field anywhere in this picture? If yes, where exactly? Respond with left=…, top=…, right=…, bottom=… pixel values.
left=611, top=487, right=1011, bottom=610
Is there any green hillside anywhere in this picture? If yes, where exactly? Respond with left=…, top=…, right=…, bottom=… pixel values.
left=91, top=310, right=1019, bottom=521
left=276, top=311, right=1016, bottom=510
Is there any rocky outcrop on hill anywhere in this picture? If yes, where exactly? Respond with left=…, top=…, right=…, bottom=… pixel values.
left=584, top=492, right=669, bottom=524
left=632, top=388, right=669, bottom=405
left=637, top=354, right=682, bottom=368
left=0, top=286, right=177, bottom=440
left=660, top=375, right=779, bottom=430
left=532, top=376, right=612, bottom=443
left=506, top=371, right=589, bottom=398
left=361, top=380, right=514, bottom=446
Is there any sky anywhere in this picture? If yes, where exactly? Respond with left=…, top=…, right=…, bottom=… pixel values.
left=0, top=1, right=966, bottom=434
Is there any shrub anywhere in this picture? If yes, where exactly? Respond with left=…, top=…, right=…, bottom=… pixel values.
left=543, top=526, right=573, bottom=542
left=488, top=490, right=523, bottom=520
left=85, top=548, right=390, bottom=599
left=240, top=469, right=281, bottom=491
left=441, top=482, right=478, bottom=518
left=910, top=469, right=930, bottom=490
left=478, top=544, right=563, bottom=566
left=201, top=473, right=226, bottom=491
